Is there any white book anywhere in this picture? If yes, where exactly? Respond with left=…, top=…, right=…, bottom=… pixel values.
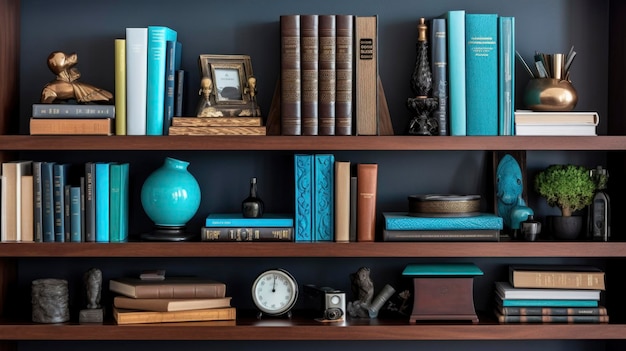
left=495, top=281, right=601, bottom=300
left=125, top=28, right=148, bottom=135
left=515, top=123, right=597, bottom=136
left=514, top=110, right=599, bottom=124
left=1, top=161, right=33, bottom=241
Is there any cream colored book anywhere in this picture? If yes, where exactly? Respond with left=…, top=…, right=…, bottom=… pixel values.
left=20, top=175, right=34, bottom=242
left=334, top=160, right=350, bottom=242
left=113, top=296, right=232, bottom=312
left=112, top=306, right=236, bottom=325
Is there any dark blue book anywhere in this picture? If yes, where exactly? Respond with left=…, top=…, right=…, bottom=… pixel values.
left=32, top=161, right=43, bottom=242
left=314, top=154, right=334, bottom=241
left=41, top=162, right=55, bottom=242
left=294, top=154, right=313, bottom=242
left=174, top=69, right=185, bottom=117
left=52, top=163, right=69, bottom=242
left=84, top=162, right=96, bottom=242
left=430, top=17, right=448, bottom=136
left=69, top=186, right=81, bottom=242
left=95, top=162, right=110, bottom=242
left=109, top=163, right=130, bottom=242
left=63, top=184, right=71, bottom=242
left=465, top=13, right=498, bottom=136
left=163, top=40, right=181, bottom=135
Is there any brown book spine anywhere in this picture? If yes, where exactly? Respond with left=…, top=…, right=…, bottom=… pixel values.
left=357, top=163, right=377, bottom=241
left=29, top=118, right=114, bottom=135
left=382, top=229, right=499, bottom=242
left=510, top=269, right=606, bottom=290
left=335, top=14, right=354, bottom=135
left=280, top=15, right=301, bottom=135
left=355, top=16, right=378, bottom=135
left=318, top=14, right=336, bottom=135
left=300, top=14, right=319, bottom=135
left=113, top=307, right=236, bottom=325
left=334, top=161, right=350, bottom=242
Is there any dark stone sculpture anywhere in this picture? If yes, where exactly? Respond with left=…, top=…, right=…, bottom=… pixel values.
left=79, top=268, right=104, bottom=324
left=347, top=267, right=374, bottom=318
left=31, top=278, right=69, bottom=323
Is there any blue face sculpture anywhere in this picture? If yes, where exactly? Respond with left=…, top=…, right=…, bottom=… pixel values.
left=496, top=154, right=532, bottom=230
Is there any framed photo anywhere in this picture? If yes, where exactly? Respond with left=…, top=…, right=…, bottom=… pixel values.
left=197, top=54, right=260, bottom=117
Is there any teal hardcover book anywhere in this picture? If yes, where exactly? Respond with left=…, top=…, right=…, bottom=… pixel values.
left=465, top=13, right=498, bottom=136
left=52, top=163, right=69, bottom=242
left=294, top=154, right=313, bottom=241
left=69, top=186, right=81, bottom=242
left=498, top=16, right=515, bottom=136
left=402, top=263, right=483, bottom=277
left=95, top=162, right=110, bottom=242
left=109, top=163, right=130, bottom=242
left=445, top=10, right=466, bottom=136
left=146, top=26, right=177, bottom=135
left=314, top=154, right=334, bottom=241
left=496, top=295, right=599, bottom=308
left=383, top=212, right=503, bottom=230
left=205, top=213, right=294, bottom=227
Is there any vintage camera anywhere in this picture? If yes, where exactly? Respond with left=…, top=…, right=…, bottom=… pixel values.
left=303, top=284, right=346, bottom=320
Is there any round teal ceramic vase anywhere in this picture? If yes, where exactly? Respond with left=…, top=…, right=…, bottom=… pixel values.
left=141, top=157, right=201, bottom=227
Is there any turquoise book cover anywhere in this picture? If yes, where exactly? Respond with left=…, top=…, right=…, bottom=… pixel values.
left=498, top=16, right=515, bottom=136
left=314, top=154, right=334, bottom=241
left=465, top=13, right=498, bottom=136
left=402, top=263, right=483, bottom=277
left=41, top=161, right=55, bottom=242
left=52, top=163, right=69, bottom=242
left=109, top=163, right=129, bottom=242
left=95, top=162, right=110, bottom=242
left=146, top=26, right=177, bottom=135
left=496, top=295, right=599, bottom=308
left=430, top=17, right=448, bottom=136
left=70, top=186, right=81, bottom=242
left=445, top=10, right=466, bottom=136
left=294, top=154, right=313, bottom=242
left=383, top=212, right=503, bottom=230
left=205, top=213, right=294, bottom=227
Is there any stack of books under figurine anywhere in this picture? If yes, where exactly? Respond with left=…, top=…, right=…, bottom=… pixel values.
left=381, top=195, right=503, bottom=242
left=493, top=265, right=608, bottom=323
left=30, top=104, right=115, bottom=135
left=168, top=117, right=266, bottom=135
left=109, top=273, right=235, bottom=325
left=201, top=213, right=294, bottom=242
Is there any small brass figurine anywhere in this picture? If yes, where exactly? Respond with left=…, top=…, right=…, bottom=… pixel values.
left=407, top=18, right=439, bottom=135
left=41, top=51, right=113, bottom=104
left=197, top=77, right=223, bottom=117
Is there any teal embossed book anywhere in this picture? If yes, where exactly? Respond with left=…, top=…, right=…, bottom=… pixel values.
left=314, top=154, right=334, bottom=241
left=383, top=212, right=503, bottom=230
left=465, top=13, right=498, bottom=136
left=294, top=154, right=313, bottom=242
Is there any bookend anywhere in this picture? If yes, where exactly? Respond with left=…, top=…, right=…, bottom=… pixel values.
left=402, top=263, right=483, bottom=323
left=266, top=76, right=393, bottom=136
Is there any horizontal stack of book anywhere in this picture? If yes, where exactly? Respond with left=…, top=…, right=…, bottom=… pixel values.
left=29, top=104, right=115, bottom=135
left=514, top=110, right=599, bottom=136
left=202, top=213, right=294, bottom=241
left=110, top=276, right=235, bottom=325
left=0, top=160, right=129, bottom=243
left=381, top=212, right=503, bottom=241
left=494, top=265, right=608, bottom=323
left=168, top=117, right=266, bottom=136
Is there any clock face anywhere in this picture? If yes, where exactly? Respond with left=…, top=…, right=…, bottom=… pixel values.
left=252, top=268, right=298, bottom=316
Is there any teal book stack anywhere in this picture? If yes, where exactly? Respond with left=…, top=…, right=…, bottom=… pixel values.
left=445, top=10, right=466, bottom=136
left=498, top=16, right=515, bottom=136
left=146, top=26, right=177, bottom=135
left=314, top=154, right=334, bottom=241
left=465, top=13, right=498, bottom=136
left=95, top=162, right=110, bottom=242
left=294, top=154, right=313, bottom=242
left=383, top=212, right=503, bottom=230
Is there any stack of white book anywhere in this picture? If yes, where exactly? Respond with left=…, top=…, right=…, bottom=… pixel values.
left=514, top=110, right=599, bottom=136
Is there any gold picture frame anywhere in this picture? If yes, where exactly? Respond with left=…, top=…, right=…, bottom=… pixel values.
left=197, top=54, right=260, bottom=117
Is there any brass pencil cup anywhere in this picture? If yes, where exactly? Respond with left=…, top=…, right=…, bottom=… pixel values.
left=523, top=78, right=578, bottom=112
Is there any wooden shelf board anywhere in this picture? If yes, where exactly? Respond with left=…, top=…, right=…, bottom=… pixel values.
left=1, top=135, right=625, bottom=151
left=0, top=242, right=624, bottom=258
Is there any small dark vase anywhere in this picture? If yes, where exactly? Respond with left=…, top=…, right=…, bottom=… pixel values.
left=550, top=215, right=583, bottom=240
left=242, top=177, right=264, bottom=218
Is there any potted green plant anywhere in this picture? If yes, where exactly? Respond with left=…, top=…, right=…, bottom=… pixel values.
left=534, top=164, right=596, bottom=239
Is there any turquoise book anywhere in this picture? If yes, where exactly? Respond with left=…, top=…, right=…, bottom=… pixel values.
left=294, top=154, right=313, bottom=242
left=445, top=10, right=466, bottom=136
left=41, top=162, right=55, bottom=242
left=205, top=213, right=294, bottom=227
left=383, top=212, right=503, bottom=230
left=496, top=295, right=599, bottom=308
left=52, top=163, right=69, bottom=242
left=430, top=17, right=448, bottom=136
left=70, top=186, right=81, bottom=242
left=403, top=263, right=484, bottom=277
left=146, top=26, right=177, bottom=135
left=465, top=13, right=498, bottom=136
left=95, top=162, right=110, bottom=242
left=109, top=163, right=130, bottom=242
left=498, top=16, right=515, bottom=136
left=314, top=154, right=334, bottom=241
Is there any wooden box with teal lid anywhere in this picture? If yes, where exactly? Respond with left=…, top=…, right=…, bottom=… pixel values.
left=402, top=263, right=483, bottom=323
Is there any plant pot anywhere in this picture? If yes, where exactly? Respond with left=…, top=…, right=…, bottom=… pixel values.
left=549, top=215, right=583, bottom=240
